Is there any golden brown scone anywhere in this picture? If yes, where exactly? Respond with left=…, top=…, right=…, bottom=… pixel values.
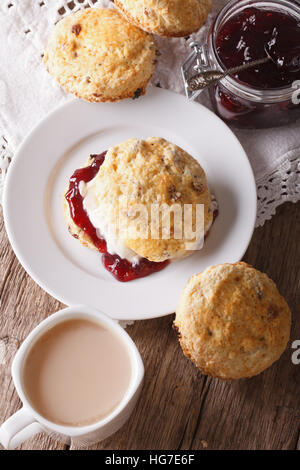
left=83, top=137, right=213, bottom=262
left=64, top=138, right=214, bottom=262
left=115, top=0, right=212, bottom=37
left=43, top=8, right=156, bottom=102
left=174, top=263, right=291, bottom=380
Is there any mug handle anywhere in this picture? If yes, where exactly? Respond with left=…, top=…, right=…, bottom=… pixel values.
left=0, top=407, right=44, bottom=450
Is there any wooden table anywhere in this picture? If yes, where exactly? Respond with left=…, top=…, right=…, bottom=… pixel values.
left=0, top=201, right=299, bottom=450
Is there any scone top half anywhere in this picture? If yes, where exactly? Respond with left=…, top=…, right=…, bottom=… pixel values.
left=174, top=263, right=291, bottom=380
left=44, top=8, right=156, bottom=102
left=79, top=137, right=214, bottom=262
left=115, top=0, right=212, bottom=37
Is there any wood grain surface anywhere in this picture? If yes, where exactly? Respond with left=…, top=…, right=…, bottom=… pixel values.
left=0, top=202, right=299, bottom=450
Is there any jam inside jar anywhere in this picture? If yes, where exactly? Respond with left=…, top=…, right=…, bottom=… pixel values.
left=207, top=0, right=300, bottom=128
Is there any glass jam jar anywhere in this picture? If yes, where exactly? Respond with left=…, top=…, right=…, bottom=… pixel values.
left=183, top=0, right=300, bottom=129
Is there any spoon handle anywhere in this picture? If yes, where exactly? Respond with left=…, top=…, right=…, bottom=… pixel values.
left=188, top=56, right=270, bottom=91
left=226, top=56, right=270, bottom=75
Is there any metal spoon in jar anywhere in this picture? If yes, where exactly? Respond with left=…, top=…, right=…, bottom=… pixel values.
left=187, top=49, right=272, bottom=92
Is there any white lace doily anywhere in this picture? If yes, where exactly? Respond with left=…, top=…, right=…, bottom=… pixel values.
left=0, top=0, right=299, bottom=228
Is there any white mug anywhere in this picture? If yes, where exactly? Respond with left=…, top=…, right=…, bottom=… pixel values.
left=0, top=305, right=144, bottom=450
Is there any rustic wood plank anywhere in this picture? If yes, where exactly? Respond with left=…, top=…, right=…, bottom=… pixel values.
left=0, top=202, right=299, bottom=450
left=0, top=207, right=66, bottom=450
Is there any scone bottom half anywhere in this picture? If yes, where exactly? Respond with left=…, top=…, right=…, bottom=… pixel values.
left=43, top=8, right=156, bottom=102
left=174, top=262, right=291, bottom=380
left=64, top=137, right=217, bottom=282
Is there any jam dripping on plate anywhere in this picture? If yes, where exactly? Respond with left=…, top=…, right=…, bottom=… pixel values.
left=65, top=153, right=217, bottom=282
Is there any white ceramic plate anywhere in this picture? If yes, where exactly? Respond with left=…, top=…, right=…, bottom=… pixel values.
left=3, top=87, right=256, bottom=320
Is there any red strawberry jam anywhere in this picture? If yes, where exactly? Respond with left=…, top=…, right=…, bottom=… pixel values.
left=216, top=6, right=300, bottom=89
left=65, top=153, right=169, bottom=282
left=102, top=254, right=169, bottom=283
left=65, top=153, right=107, bottom=252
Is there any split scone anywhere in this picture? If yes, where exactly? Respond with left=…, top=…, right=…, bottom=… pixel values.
left=174, top=263, right=291, bottom=379
left=64, top=137, right=216, bottom=281
left=115, top=0, right=212, bottom=37
left=43, top=8, right=156, bottom=102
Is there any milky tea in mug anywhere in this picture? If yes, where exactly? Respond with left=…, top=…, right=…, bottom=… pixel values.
left=22, top=318, right=132, bottom=426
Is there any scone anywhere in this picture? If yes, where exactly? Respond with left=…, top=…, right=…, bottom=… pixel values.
left=115, top=0, right=212, bottom=37
left=43, top=8, right=156, bottom=102
left=64, top=138, right=216, bottom=281
left=174, top=263, right=291, bottom=379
